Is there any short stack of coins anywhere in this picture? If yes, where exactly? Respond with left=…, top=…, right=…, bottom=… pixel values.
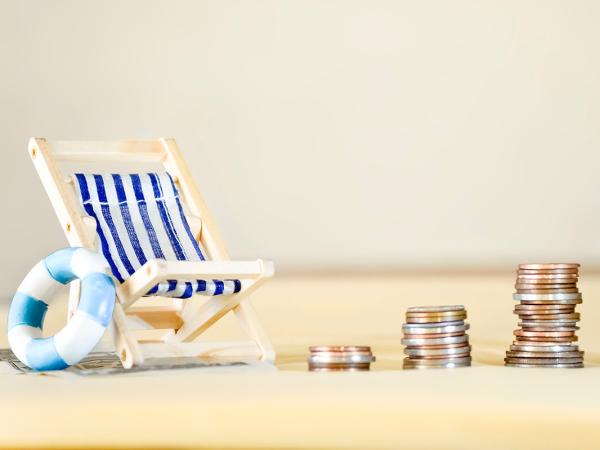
left=402, top=305, right=471, bottom=369
left=505, top=263, right=584, bottom=368
left=308, top=346, right=375, bottom=372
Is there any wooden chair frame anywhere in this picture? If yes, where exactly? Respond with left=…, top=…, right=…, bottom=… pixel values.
left=28, top=138, right=275, bottom=368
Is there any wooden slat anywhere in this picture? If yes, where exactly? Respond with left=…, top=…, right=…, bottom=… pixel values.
left=52, top=151, right=165, bottom=163
left=48, top=140, right=166, bottom=162
left=140, top=340, right=262, bottom=359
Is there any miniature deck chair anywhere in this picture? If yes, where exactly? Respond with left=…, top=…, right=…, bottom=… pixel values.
left=28, top=138, right=274, bottom=368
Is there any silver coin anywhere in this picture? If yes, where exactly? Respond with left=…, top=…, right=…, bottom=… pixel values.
left=403, top=357, right=471, bottom=368
left=519, top=326, right=579, bottom=332
left=521, top=299, right=583, bottom=305
left=404, top=345, right=471, bottom=357
left=401, top=335, right=469, bottom=346
left=513, top=293, right=582, bottom=301
left=401, top=323, right=470, bottom=334
left=308, top=361, right=370, bottom=367
left=519, top=320, right=579, bottom=327
left=505, top=357, right=584, bottom=365
left=407, top=305, right=465, bottom=313
left=505, top=362, right=583, bottom=368
left=506, top=351, right=583, bottom=358
left=402, top=320, right=464, bottom=329
left=308, top=354, right=375, bottom=364
left=515, top=288, right=580, bottom=294
left=510, top=344, right=579, bottom=352
left=516, top=274, right=578, bottom=280
left=512, top=340, right=580, bottom=347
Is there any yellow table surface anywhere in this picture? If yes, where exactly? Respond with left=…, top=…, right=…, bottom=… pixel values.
left=1, top=273, right=600, bottom=449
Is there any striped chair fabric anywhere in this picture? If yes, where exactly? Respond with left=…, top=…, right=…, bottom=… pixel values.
left=73, top=172, right=241, bottom=298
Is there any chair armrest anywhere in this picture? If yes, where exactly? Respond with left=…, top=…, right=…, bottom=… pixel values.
left=160, top=259, right=273, bottom=280
left=116, top=259, right=274, bottom=307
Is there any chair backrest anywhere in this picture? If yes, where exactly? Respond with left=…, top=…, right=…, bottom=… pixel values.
left=73, top=172, right=206, bottom=283
left=28, top=138, right=231, bottom=263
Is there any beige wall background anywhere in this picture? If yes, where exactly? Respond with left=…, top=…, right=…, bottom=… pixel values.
left=1, top=0, right=600, bottom=295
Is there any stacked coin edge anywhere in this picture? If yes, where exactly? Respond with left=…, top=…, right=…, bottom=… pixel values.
left=402, top=305, right=472, bottom=369
left=308, top=345, right=375, bottom=371
left=505, top=263, right=584, bottom=368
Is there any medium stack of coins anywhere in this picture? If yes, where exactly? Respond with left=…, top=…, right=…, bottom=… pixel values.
left=505, top=263, right=584, bottom=368
left=308, top=346, right=375, bottom=371
left=402, top=305, right=471, bottom=369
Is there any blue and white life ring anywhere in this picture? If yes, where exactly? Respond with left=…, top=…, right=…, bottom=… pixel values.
left=8, top=247, right=115, bottom=371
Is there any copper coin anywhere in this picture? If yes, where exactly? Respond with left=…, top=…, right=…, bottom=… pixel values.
left=521, top=313, right=580, bottom=320
left=515, top=282, right=577, bottom=288
left=506, top=351, right=583, bottom=358
left=515, top=304, right=575, bottom=314
left=514, top=330, right=575, bottom=338
left=408, top=352, right=471, bottom=360
left=309, top=366, right=370, bottom=372
left=406, top=311, right=467, bottom=318
left=515, top=286, right=577, bottom=291
left=403, top=331, right=466, bottom=339
left=518, top=263, right=580, bottom=270
left=516, top=336, right=577, bottom=343
left=515, top=310, right=576, bottom=316
left=513, top=292, right=582, bottom=300
left=518, top=268, right=579, bottom=275
left=406, top=315, right=467, bottom=324
left=406, top=305, right=465, bottom=313
left=515, top=304, right=575, bottom=311
left=309, top=351, right=375, bottom=358
left=515, top=308, right=575, bottom=315
left=309, top=346, right=371, bottom=353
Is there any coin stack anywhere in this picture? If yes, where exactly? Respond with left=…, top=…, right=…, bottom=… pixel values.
left=505, top=263, right=584, bottom=368
left=402, top=305, right=471, bottom=369
left=308, top=346, right=375, bottom=372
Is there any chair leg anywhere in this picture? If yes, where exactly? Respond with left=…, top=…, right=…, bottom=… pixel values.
left=171, top=278, right=267, bottom=343
left=233, top=300, right=275, bottom=362
left=111, top=302, right=144, bottom=368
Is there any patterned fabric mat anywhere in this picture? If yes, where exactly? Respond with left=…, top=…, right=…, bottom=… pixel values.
left=0, top=348, right=274, bottom=377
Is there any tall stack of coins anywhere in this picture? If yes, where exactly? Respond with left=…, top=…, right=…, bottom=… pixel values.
left=402, top=305, right=471, bottom=369
left=308, top=346, right=375, bottom=371
left=505, top=263, right=584, bottom=368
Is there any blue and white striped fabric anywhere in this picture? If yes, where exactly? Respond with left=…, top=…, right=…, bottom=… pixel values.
left=8, top=247, right=115, bottom=371
left=73, top=172, right=241, bottom=299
